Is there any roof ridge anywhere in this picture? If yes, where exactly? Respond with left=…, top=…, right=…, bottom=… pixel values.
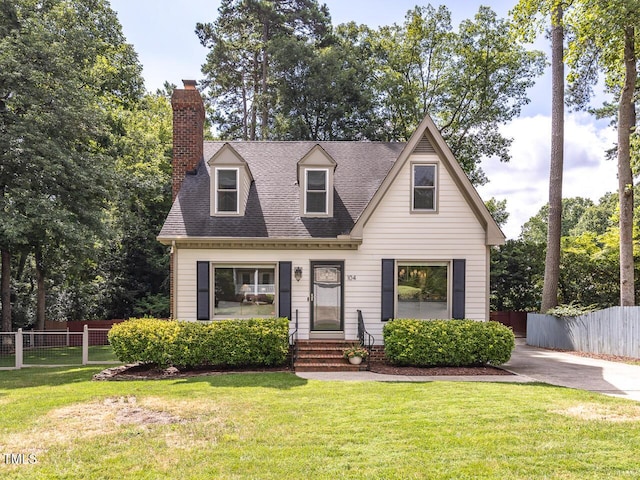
left=203, top=140, right=406, bottom=145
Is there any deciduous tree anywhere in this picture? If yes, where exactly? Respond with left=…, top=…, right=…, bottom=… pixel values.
left=368, top=5, right=545, bottom=184
left=564, top=0, right=640, bottom=306
left=0, top=0, right=143, bottom=329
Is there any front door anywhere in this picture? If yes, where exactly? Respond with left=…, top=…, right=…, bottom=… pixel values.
left=310, top=261, right=343, bottom=332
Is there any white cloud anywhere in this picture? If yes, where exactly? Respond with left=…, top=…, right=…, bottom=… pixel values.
left=477, top=113, right=618, bottom=239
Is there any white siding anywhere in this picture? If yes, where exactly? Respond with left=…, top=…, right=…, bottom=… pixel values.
left=174, top=153, right=490, bottom=344
left=240, top=166, right=252, bottom=214
left=175, top=248, right=367, bottom=341
left=349, top=154, right=488, bottom=342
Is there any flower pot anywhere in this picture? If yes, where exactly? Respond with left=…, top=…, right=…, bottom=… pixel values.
left=348, top=356, right=363, bottom=365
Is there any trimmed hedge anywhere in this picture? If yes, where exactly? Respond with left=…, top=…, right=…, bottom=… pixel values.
left=383, top=319, right=515, bottom=366
left=108, top=317, right=289, bottom=369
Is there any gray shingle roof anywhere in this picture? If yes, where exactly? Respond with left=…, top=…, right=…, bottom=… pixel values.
left=159, top=141, right=406, bottom=239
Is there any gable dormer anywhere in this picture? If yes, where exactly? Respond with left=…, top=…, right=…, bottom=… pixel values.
left=297, top=145, right=337, bottom=218
left=208, top=143, right=254, bottom=216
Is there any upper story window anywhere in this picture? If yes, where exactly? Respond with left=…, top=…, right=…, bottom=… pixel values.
left=305, top=169, right=328, bottom=215
left=215, top=168, right=239, bottom=214
left=412, top=164, right=437, bottom=211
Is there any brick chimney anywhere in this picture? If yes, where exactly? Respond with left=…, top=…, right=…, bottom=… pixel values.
left=171, top=79, right=205, bottom=200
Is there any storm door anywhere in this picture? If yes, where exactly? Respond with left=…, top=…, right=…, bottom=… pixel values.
left=310, top=262, right=344, bottom=331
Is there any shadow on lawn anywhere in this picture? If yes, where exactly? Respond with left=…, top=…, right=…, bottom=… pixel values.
left=1, top=366, right=106, bottom=389
left=174, top=372, right=308, bottom=390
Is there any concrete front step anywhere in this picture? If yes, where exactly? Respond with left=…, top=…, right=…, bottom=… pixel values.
left=294, top=362, right=366, bottom=372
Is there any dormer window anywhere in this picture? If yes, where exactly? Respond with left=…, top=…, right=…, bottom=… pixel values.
left=208, top=144, right=253, bottom=217
left=298, top=145, right=336, bottom=218
left=412, top=164, right=437, bottom=212
left=215, top=168, right=239, bottom=214
left=305, top=169, right=328, bottom=214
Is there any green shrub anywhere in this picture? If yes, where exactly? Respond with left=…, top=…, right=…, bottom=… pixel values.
left=108, top=317, right=289, bottom=369
left=383, top=319, right=515, bottom=366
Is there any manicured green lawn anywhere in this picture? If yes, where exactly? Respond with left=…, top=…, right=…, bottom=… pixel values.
left=0, top=345, right=118, bottom=368
left=1, top=367, right=640, bottom=479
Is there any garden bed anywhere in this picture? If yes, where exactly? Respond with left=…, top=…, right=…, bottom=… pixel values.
left=95, top=361, right=511, bottom=380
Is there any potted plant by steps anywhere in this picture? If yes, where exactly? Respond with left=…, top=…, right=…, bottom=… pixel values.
left=343, top=345, right=369, bottom=365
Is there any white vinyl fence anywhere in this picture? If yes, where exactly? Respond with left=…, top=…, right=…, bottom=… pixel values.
left=527, top=307, right=640, bottom=358
left=0, top=326, right=120, bottom=370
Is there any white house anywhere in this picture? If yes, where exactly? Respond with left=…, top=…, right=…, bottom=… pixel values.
left=158, top=81, right=505, bottom=359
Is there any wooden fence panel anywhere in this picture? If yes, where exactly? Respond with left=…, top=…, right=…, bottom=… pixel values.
left=490, top=311, right=527, bottom=335
left=527, top=307, right=640, bottom=357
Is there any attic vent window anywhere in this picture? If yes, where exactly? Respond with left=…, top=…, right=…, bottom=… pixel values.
left=413, top=135, right=436, bottom=154
left=412, top=164, right=437, bottom=211
left=215, top=168, right=239, bottom=213
left=305, top=169, right=328, bottom=214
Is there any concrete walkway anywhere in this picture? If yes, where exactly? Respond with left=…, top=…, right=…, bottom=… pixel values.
left=296, top=339, right=640, bottom=402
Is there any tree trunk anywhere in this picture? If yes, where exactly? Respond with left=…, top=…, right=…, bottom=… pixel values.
left=261, top=21, right=269, bottom=140
left=251, top=51, right=258, bottom=141
left=35, top=247, right=46, bottom=330
left=1, top=248, right=11, bottom=332
left=618, top=25, right=636, bottom=306
left=242, top=82, right=248, bottom=140
left=541, top=4, right=564, bottom=313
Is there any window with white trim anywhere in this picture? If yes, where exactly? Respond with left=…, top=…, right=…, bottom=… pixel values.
left=412, top=164, right=437, bottom=211
left=397, top=263, right=449, bottom=319
left=305, top=169, right=328, bottom=214
left=214, top=266, right=276, bottom=317
left=215, top=168, right=239, bottom=213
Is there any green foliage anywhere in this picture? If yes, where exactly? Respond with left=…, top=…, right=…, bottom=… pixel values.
left=493, top=191, right=640, bottom=312
left=0, top=0, right=149, bottom=327
left=132, top=293, right=170, bottom=319
left=197, top=0, right=331, bottom=140
left=485, top=197, right=510, bottom=227
left=545, top=302, right=598, bottom=317
left=365, top=5, right=545, bottom=184
left=270, top=27, right=381, bottom=140
left=95, top=92, right=173, bottom=320
left=108, top=317, right=289, bottom=369
left=520, top=197, right=596, bottom=244
left=383, top=319, right=515, bottom=366
left=198, top=2, right=544, bottom=184
left=558, top=232, right=621, bottom=308
left=490, top=239, right=545, bottom=311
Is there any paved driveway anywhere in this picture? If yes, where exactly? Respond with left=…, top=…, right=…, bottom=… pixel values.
left=505, top=339, right=640, bottom=402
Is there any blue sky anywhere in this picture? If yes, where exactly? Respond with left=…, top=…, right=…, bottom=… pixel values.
left=110, top=0, right=618, bottom=239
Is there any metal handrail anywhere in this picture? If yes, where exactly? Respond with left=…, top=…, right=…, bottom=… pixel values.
left=357, top=309, right=375, bottom=370
left=288, top=309, right=299, bottom=369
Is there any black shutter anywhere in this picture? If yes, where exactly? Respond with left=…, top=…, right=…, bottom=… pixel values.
left=381, top=259, right=395, bottom=321
left=452, top=259, right=466, bottom=319
left=196, top=261, right=210, bottom=320
left=278, top=262, right=292, bottom=319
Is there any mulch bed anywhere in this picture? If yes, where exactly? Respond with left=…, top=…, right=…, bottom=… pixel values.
left=94, top=361, right=511, bottom=381
left=368, top=362, right=512, bottom=376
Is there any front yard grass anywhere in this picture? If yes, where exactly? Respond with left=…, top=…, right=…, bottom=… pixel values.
left=1, top=367, right=640, bottom=479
